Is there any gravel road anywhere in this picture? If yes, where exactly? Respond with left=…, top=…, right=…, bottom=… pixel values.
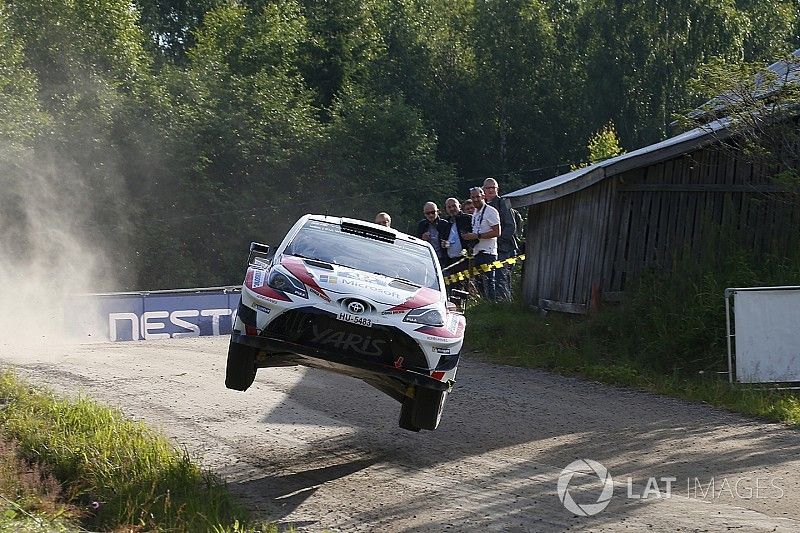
left=1, top=336, right=798, bottom=531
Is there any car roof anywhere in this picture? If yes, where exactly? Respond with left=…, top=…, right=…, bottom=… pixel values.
left=302, top=214, right=422, bottom=245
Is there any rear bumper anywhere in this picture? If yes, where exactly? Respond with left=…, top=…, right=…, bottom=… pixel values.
left=231, top=331, right=451, bottom=393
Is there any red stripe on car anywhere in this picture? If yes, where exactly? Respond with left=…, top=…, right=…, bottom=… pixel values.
left=385, top=287, right=440, bottom=313
left=415, top=316, right=465, bottom=339
left=281, top=256, right=331, bottom=302
left=245, top=268, right=290, bottom=301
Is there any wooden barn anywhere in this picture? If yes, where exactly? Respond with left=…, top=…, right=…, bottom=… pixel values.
left=505, top=117, right=798, bottom=314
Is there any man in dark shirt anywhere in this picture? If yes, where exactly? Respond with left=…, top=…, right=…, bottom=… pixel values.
left=416, top=202, right=452, bottom=267
left=444, top=197, right=475, bottom=253
left=483, top=178, right=517, bottom=300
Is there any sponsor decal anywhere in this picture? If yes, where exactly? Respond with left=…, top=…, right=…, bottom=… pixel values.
left=434, top=347, right=451, bottom=354
left=108, top=308, right=235, bottom=342
left=254, top=304, right=271, bottom=314
left=339, top=271, right=388, bottom=286
left=309, top=287, right=329, bottom=300
left=445, top=314, right=459, bottom=333
left=252, top=269, right=265, bottom=288
left=339, top=277, right=401, bottom=298
left=309, top=325, right=386, bottom=356
left=319, top=274, right=337, bottom=284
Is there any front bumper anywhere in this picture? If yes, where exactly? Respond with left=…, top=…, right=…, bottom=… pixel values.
left=231, top=331, right=451, bottom=394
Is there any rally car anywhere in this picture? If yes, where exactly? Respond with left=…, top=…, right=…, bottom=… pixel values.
left=225, top=215, right=466, bottom=431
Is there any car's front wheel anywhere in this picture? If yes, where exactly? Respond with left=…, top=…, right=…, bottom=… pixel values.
left=225, top=341, right=258, bottom=391
left=398, top=387, right=448, bottom=431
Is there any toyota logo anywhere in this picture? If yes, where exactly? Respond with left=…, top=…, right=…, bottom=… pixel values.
left=347, top=301, right=366, bottom=315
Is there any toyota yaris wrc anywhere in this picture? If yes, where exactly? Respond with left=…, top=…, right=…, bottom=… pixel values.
left=225, top=215, right=466, bottom=431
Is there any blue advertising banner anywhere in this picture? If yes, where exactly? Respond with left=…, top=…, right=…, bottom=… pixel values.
left=66, top=287, right=241, bottom=342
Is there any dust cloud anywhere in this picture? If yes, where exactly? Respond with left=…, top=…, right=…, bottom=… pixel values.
left=0, top=152, right=121, bottom=348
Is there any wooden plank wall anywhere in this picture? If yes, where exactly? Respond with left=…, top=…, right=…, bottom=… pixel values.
left=524, top=179, right=616, bottom=311
left=523, top=145, right=799, bottom=312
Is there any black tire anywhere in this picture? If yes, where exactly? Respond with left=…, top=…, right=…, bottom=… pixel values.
left=397, top=388, right=447, bottom=431
left=225, top=342, right=258, bottom=391
left=412, top=388, right=447, bottom=430
left=399, top=399, right=421, bottom=432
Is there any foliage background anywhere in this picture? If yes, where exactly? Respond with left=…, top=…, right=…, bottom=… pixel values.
left=0, top=0, right=798, bottom=289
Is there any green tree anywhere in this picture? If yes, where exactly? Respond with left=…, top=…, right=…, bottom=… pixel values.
left=298, top=0, right=385, bottom=108
left=136, top=0, right=223, bottom=61
left=0, top=2, right=46, bottom=151
left=578, top=0, right=750, bottom=147
left=471, top=0, right=561, bottom=172
left=680, top=55, right=800, bottom=197
left=588, top=122, right=624, bottom=163
left=320, top=88, right=457, bottom=233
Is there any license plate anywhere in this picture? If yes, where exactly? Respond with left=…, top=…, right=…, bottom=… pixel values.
left=337, top=312, right=372, bottom=327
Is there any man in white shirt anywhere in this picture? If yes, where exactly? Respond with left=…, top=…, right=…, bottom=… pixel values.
left=460, top=186, right=501, bottom=300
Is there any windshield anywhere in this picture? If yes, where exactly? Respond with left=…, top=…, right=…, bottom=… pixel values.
left=283, top=220, right=441, bottom=290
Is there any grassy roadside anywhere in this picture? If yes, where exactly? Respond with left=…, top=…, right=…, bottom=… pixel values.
left=464, top=300, right=800, bottom=426
left=0, top=432, right=77, bottom=532
left=0, top=370, right=274, bottom=532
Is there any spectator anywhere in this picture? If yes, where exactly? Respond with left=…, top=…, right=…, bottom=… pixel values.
left=483, top=177, right=517, bottom=301
left=374, top=212, right=391, bottom=227
left=416, top=202, right=452, bottom=267
left=461, top=187, right=500, bottom=300
left=462, top=198, right=475, bottom=215
left=444, top=197, right=475, bottom=255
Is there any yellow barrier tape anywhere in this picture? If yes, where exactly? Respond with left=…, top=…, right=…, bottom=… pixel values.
left=444, top=254, right=525, bottom=285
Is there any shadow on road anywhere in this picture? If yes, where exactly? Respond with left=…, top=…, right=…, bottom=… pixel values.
left=218, top=356, right=800, bottom=529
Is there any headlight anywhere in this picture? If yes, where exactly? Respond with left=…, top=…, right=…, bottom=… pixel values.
left=268, top=269, right=308, bottom=298
left=403, top=308, right=444, bottom=326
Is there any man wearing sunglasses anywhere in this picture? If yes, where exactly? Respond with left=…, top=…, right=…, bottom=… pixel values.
left=416, top=202, right=453, bottom=267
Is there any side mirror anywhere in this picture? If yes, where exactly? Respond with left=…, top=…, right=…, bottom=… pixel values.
left=248, top=242, right=272, bottom=267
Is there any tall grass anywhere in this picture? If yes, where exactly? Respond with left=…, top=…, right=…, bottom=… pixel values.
left=465, top=238, right=800, bottom=425
left=0, top=433, right=78, bottom=532
left=0, top=371, right=255, bottom=532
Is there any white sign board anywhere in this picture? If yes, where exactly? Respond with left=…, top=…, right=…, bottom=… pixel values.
left=732, top=288, right=800, bottom=383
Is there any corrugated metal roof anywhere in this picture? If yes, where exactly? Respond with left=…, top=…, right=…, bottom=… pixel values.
left=506, top=117, right=732, bottom=208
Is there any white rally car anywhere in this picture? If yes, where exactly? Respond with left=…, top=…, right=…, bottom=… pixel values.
left=225, top=215, right=465, bottom=431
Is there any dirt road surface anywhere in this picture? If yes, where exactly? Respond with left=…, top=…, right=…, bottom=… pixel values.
left=1, top=336, right=799, bottom=531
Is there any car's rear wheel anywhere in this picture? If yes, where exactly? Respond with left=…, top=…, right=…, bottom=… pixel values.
left=398, top=388, right=447, bottom=431
left=225, top=341, right=258, bottom=391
